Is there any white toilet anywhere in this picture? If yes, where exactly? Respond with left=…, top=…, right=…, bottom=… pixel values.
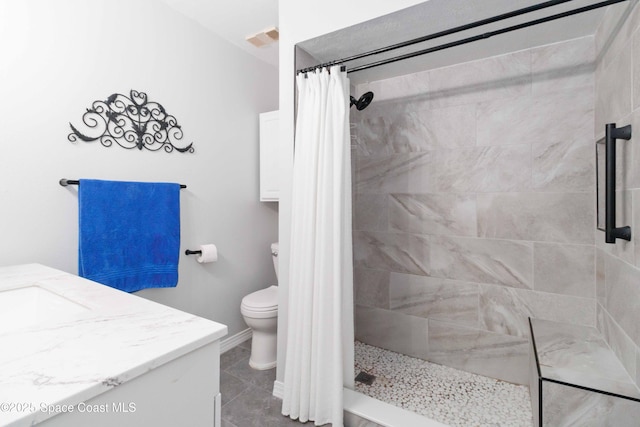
left=241, top=242, right=278, bottom=370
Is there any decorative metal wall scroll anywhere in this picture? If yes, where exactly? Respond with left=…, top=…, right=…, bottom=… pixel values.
left=68, top=90, right=194, bottom=153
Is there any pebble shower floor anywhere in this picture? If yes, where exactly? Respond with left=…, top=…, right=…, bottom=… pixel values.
left=354, top=341, right=534, bottom=427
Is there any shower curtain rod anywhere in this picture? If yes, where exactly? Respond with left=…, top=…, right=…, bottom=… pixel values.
left=297, top=0, right=628, bottom=75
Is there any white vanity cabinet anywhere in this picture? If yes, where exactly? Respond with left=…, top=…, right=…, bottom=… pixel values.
left=39, top=342, right=221, bottom=427
left=259, top=110, right=280, bottom=202
left=0, top=264, right=227, bottom=427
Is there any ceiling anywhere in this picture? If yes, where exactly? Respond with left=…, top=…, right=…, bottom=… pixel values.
left=160, top=0, right=279, bottom=67
left=159, top=0, right=635, bottom=84
left=298, top=0, right=633, bottom=84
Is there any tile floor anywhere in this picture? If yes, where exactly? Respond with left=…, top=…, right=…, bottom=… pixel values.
left=220, top=340, right=312, bottom=427
left=222, top=340, right=533, bottom=427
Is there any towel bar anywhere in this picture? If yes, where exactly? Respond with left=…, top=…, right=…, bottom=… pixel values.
left=60, top=178, right=187, bottom=189
left=595, top=123, right=632, bottom=243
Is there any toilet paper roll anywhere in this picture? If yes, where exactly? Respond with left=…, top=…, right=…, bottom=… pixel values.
left=197, top=244, right=218, bottom=263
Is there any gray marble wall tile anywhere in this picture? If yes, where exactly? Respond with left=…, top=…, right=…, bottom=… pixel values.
left=356, top=153, right=436, bottom=194
left=595, top=38, right=632, bottom=133
left=635, top=190, right=640, bottom=268
left=427, top=319, right=529, bottom=385
left=617, top=111, right=635, bottom=190
left=353, top=230, right=429, bottom=276
left=357, top=112, right=429, bottom=156
left=423, top=104, right=477, bottom=149
left=637, top=350, right=640, bottom=387
left=428, top=50, right=531, bottom=108
left=604, top=252, right=640, bottom=348
left=404, top=155, right=438, bottom=194
left=351, top=35, right=612, bottom=392
left=597, top=303, right=638, bottom=382
left=630, top=109, right=640, bottom=190
left=532, top=137, right=595, bottom=192
left=531, top=36, right=595, bottom=96
left=595, top=3, right=626, bottom=65
left=597, top=249, right=606, bottom=306
left=355, top=305, right=429, bottom=360
left=476, top=89, right=593, bottom=148
left=358, top=69, right=429, bottom=102
left=352, top=95, right=429, bottom=123
left=354, top=267, right=390, bottom=309
left=430, top=236, right=533, bottom=289
left=356, top=154, right=405, bottom=194
left=595, top=191, right=633, bottom=259
left=595, top=0, right=640, bottom=74
left=533, top=243, right=595, bottom=298
left=635, top=31, right=640, bottom=110
left=436, top=145, right=531, bottom=192
left=355, top=115, right=399, bottom=157
left=542, top=380, right=640, bottom=427
left=477, top=192, right=595, bottom=244
left=388, top=193, right=477, bottom=237
left=354, top=194, right=388, bottom=231
left=479, top=284, right=596, bottom=338
left=356, top=104, right=475, bottom=156
left=388, top=272, right=479, bottom=327
left=602, top=190, right=635, bottom=265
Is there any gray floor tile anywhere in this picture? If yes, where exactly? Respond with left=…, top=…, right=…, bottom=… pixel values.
left=221, top=371, right=251, bottom=407
left=220, top=342, right=332, bottom=426
left=239, top=338, right=252, bottom=350
left=222, top=386, right=307, bottom=427
left=221, top=346, right=251, bottom=371
left=226, top=358, right=276, bottom=392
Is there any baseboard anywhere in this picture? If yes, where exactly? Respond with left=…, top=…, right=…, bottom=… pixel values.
left=220, top=328, right=252, bottom=354
left=273, top=380, right=284, bottom=399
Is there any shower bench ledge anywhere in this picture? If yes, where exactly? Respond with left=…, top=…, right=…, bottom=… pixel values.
left=529, top=318, right=640, bottom=426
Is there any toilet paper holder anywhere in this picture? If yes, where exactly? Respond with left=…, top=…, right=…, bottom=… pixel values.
left=185, top=244, right=217, bottom=263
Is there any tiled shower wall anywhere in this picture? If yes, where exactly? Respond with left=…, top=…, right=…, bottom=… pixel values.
left=352, top=36, right=597, bottom=386
left=594, top=1, right=640, bottom=389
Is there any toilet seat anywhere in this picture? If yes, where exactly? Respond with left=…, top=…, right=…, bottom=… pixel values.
left=241, top=285, right=278, bottom=318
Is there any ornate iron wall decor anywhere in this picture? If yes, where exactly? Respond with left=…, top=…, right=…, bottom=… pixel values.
left=68, top=90, right=194, bottom=153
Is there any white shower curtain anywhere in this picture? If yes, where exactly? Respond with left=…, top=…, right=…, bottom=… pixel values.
left=282, top=66, right=354, bottom=427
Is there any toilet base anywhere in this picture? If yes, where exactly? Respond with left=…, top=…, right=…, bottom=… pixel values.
left=247, top=328, right=277, bottom=370
left=249, top=358, right=276, bottom=370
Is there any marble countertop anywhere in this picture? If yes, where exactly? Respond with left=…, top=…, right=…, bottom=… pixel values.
left=0, top=264, right=227, bottom=427
left=531, top=318, right=640, bottom=400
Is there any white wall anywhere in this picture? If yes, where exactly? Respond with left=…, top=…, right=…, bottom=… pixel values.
left=277, top=0, right=426, bottom=384
left=0, top=0, right=279, bottom=337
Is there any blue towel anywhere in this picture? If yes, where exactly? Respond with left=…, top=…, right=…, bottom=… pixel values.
left=78, top=179, right=180, bottom=292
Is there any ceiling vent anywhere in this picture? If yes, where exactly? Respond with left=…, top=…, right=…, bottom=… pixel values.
left=246, top=27, right=279, bottom=48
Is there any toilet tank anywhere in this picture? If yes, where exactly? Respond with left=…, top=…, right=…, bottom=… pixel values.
left=271, top=242, right=279, bottom=282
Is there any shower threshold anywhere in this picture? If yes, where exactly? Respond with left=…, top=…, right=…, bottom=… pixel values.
left=354, top=341, right=533, bottom=427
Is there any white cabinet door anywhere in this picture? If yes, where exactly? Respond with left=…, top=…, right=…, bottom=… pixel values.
left=260, top=110, right=280, bottom=202
left=39, top=342, right=221, bottom=427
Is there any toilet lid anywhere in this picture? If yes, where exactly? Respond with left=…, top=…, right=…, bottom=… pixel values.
left=242, top=285, right=278, bottom=311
